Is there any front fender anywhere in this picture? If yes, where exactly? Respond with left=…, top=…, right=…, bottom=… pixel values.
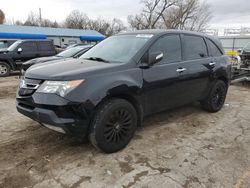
left=65, top=68, right=143, bottom=107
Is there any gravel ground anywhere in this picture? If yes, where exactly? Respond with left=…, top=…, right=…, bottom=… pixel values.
left=0, top=76, right=250, bottom=188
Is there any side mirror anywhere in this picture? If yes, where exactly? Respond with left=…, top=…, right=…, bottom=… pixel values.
left=17, top=48, right=23, bottom=53
left=148, top=51, right=163, bottom=66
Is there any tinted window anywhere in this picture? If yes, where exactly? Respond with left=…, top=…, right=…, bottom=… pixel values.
left=7, top=40, right=22, bottom=51
left=184, top=35, right=207, bottom=60
left=149, top=35, right=182, bottom=63
left=207, top=39, right=223, bottom=57
left=21, top=42, right=38, bottom=51
left=40, top=41, right=52, bottom=51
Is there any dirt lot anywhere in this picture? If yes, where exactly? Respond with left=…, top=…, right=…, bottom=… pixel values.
left=0, top=76, right=250, bottom=188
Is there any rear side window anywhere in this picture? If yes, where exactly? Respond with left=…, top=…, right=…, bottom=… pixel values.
left=149, top=35, right=182, bottom=63
left=206, top=39, right=223, bottom=57
left=183, top=35, right=207, bottom=60
left=20, top=42, right=38, bottom=51
left=39, top=41, right=53, bottom=51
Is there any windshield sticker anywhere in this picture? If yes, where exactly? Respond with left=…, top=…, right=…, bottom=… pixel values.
left=136, top=34, right=154, bottom=38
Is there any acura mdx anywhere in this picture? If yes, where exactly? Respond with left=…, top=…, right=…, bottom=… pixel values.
left=16, top=30, right=231, bottom=153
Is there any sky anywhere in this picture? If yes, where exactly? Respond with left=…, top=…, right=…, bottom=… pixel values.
left=1, top=0, right=250, bottom=29
left=208, top=0, right=250, bottom=28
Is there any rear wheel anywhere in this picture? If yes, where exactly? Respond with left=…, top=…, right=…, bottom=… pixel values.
left=0, top=62, right=10, bottom=77
left=201, top=80, right=228, bottom=112
left=89, top=98, right=137, bottom=153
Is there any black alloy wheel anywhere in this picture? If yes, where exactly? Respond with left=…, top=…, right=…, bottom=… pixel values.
left=89, top=98, right=137, bottom=153
left=201, top=80, right=228, bottom=112
left=104, top=108, right=133, bottom=144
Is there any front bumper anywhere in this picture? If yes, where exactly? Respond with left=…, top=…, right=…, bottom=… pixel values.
left=16, top=92, right=91, bottom=137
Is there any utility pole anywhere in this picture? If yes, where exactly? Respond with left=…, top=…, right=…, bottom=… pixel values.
left=39, top=8, right=42, bottom=26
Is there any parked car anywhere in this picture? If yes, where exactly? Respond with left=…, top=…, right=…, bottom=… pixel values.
left=0, top=39, right=17, bottom=49
left=16, top=30, right=231, bottom=153
left=21, top=45, right=92, bottom=73
left=0, top=39, right=56, bottom=77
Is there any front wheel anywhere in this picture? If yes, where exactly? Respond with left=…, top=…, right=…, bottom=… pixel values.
left=0, top=62, right=10, bottom=77
left=89, top=98, right=137, bottom=153
left=200, top=80, right=228, bottom=113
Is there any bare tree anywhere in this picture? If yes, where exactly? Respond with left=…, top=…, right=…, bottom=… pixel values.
left=128, top=0, right=211, bottom=31
left=127, top=15, right=145, bottom=30
left=0, top=9, right=5, bottom=24
left=12, top=9, right=126, bottom=36
left=15, top=20, right=23, bottom=25
left=105, top=19, right=126, bottom=36
left=41, top=19, right=60, bottom=28
left=186, top=1, right=212, bottom=31
left=88, top=18, right=126, bottom=36
left=128, top=0, right=175, bottom=29
left=112, top=19, right=126, bottom=34
left=23, top=11, right=40, bottom=26
left=162, top=0, right=212, bottom=31
left=14, top=11, right=60, bottom=28
left=64, top=10, right=89, bottom=29
left=88, top=18, right=110, bottom=35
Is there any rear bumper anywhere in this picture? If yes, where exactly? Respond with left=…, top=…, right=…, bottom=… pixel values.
left=16, top=92, right=91, bottom=137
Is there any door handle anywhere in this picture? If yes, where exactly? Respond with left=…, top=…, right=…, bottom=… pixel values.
left=176, top=68, right=187, bottom=73
left=209, top=62, right=216, bottom=66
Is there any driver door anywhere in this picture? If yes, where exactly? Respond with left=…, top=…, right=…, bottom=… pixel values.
left=142, top=34, right=188, bottom=115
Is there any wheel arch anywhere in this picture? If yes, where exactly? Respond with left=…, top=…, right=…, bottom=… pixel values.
left=217, top=76, right=229, bottom=86
left=0, top=59, right=15, bottom=70
left=95, top=93, right=144, bottom=127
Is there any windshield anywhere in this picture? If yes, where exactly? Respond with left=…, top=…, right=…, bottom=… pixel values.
left=56, top=47, right=84, bottom=58
left=80, top=35, right=151, bottom=63
left=7, top=40, right=22, bottom=51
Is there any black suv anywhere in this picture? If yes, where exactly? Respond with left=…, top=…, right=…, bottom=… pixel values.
left=16, top=30, right=231, bottom=153
left=0, top=39, right=56, bottom=77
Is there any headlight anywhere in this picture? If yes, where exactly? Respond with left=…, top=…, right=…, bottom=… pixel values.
left=37, top=80, right=84, bottom=97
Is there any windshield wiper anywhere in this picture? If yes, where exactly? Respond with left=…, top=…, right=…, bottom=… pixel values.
left=85, top=57, right=109, bottom=63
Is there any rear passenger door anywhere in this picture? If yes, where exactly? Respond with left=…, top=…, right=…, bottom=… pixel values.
left=180, top=34, right=214, bottom=102
left=206, top=38, right=224, bottom=67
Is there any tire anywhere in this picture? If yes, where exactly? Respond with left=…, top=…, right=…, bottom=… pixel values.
left=0, top=62, right=10, bottom=77
left=200, top=80, right=228, bottom=113
left=89, top=98, right=137, bottom=153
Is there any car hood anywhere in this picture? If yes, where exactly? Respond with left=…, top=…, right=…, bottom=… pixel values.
left=22, top=57, right=72, bottom=71
left=24, top=56, right=63, bottom=65
left=25, top=58, right=124, bottom=80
